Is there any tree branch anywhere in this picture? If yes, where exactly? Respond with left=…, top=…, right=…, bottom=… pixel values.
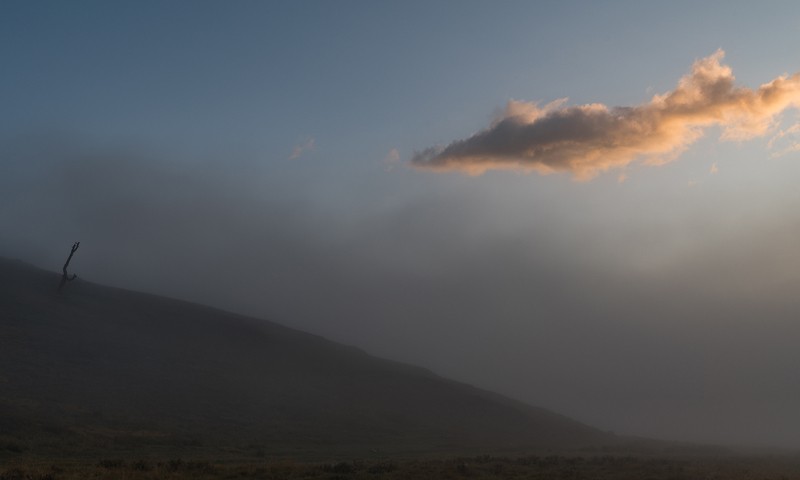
left=58, top=242, right=80, bottom=292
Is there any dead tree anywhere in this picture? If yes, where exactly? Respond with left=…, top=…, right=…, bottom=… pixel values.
left=58, top=242, right=80, bottom=292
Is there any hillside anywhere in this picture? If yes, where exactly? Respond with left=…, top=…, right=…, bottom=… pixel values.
left=0, top=257, right=614, bottom=458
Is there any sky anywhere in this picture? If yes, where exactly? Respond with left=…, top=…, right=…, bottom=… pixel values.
left=3, top=0, right=800, bottom=448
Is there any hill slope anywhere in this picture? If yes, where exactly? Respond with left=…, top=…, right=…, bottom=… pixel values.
left=0, top=258, right=613, bottom=457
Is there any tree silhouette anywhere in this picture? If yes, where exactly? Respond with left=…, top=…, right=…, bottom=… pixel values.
left=58, top=242, right=80, bottom=292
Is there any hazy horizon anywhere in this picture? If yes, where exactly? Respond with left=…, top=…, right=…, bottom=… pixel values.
left=4, top=0, right=800, bottom=449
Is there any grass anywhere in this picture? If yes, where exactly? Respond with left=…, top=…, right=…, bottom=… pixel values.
left=4, top=454, right=800, bottom=480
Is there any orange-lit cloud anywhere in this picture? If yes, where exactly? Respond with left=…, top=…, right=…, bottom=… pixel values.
left=768, top=123, right=800, bottom=158
left=412, top=50, right=800, bottom=179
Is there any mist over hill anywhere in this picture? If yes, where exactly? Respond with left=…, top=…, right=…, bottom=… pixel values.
left=0, top=257, right=617, bottom=458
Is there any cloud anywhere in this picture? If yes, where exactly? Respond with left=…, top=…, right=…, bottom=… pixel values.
left=288, top=137, right=315, bottom=160
left=412, top=50, right=800, bottom=179
left=8, top=135, right=800, bottom=447
left=768, top=122, right=800, bottom=157
left=383, top=148, right=401, bottom=170
left=710, top=162, right=719, bottom=174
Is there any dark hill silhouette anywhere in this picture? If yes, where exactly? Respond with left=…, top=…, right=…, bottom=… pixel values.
left=0, top=257, right=616, bottom=458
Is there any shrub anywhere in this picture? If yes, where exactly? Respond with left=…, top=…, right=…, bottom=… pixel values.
left=97, top=459, right=125, bottom=469
left=367, top=461, right=397, bottom=474
left=131, top=460, right=151, bottom=471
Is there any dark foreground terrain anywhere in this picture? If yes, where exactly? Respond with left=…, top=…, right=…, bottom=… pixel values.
left=4, top=454, right=800, bottom=480
left=0, top=257, right=615, bottom=458
left=10, top=258, right=781, bottom=478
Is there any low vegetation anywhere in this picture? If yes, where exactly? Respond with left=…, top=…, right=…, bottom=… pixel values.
left=3, top=454, right=800, bottom=480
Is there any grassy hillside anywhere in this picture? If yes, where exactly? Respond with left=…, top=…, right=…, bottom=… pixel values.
left=0, top=258, right=613, bottom=459
left=7, top=454, right=800, bottom=480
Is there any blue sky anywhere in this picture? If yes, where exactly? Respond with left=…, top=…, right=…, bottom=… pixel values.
left=3, top=1, right=800, bottom=447
left=5, top=1, right=798, bottom=163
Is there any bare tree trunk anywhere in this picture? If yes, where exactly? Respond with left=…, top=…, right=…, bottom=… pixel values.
left=58, top=242, right=80, bottom=292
